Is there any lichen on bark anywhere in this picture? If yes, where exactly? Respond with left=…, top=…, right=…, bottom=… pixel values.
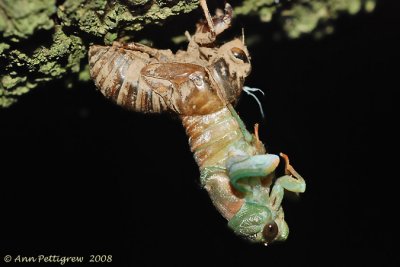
left=234, top=0, right=376, bottom=39
left=0, top=0, right=199, bottom=107
left=57, top=0, right=199, bottom=43
left=0, top=0, right=56, bottom=42
left=0, top=0, right=377, bottom=108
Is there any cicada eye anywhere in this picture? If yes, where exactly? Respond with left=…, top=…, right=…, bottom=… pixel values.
left=262, top=221, right=279, bottom=244
left=231, top=47, right=249, bottom=63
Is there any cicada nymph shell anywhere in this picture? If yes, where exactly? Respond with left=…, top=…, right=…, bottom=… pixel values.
left=89, top=2, right=250, bottom=116
left=89, top=45, right=169, bottom=113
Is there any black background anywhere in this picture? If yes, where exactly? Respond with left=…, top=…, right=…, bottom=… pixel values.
left=1, top=1, right=398, bottom=266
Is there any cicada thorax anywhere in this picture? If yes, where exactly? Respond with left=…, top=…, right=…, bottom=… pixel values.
left=89, top=45, right=170, bottom=113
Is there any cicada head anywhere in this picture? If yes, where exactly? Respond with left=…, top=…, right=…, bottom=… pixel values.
left=208, top=38, right=251, bottom=105
left=228, top=202, right=289, bottom=245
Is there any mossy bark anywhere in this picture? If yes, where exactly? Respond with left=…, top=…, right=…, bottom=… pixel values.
left=0, top=0, right=376, bottom=107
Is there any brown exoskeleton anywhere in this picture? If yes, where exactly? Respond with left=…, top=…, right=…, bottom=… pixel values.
left=89, top=2, right=251, bottom=115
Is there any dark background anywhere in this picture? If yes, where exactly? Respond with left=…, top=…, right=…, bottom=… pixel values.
left=1, top=1, right=398, bottom=266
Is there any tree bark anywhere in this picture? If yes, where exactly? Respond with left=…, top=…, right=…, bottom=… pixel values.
left=0, top=0, right=376, bottom=107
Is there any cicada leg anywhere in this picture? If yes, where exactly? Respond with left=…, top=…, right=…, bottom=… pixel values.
left=112, top=41, right=173, bottom=62
left=199, top=0, right=216, bottom=38
left=199, top=0, right=233, bottom=37
left=253, top=123, right=266, bottom=154
left=227, top=154, right=280, bottom=193
left=269, top=153, right=306, bottom=211
left=227, top=104, right=253, bottom=143
left=194, top=1, right=233, bottom=45
left=213, top=3, right=233, bottom=37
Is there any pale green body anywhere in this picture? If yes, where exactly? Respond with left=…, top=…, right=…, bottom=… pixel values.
left=182, top=105, right=306, bottom=244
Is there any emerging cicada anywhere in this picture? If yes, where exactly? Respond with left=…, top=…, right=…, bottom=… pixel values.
left=89, top=1, right=306, bottom=245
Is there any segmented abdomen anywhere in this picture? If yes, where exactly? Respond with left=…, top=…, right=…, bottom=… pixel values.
left=89, top=45, right=168, bottom=113
left=182, top=107, right=257, bottom=170
left=182, top=107, right=260, bottom=219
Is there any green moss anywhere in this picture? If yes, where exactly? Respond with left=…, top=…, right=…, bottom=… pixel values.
left=0, top=42, right=10, bottom=54
left=235, top=0, right=377, bottom=39
left=235, top=0, right=276, bottom=18
left=259, top=6, right=276, bottom=22
left=0, top=96, right=16, bottom=107
left=365, top=0, right=376, bottom=12
left=1, top=75, right=27, bottom=90
left=0, top=0, right=200, bottom=107
left=58, top=0, right=199, bottom=44
left=78, top=64, right=91, bottom=82
left=0, top=26, right=86, bottom=107
left=0, top=0, right=378, bottom=108
left=0, top=0, right=56, bottom=41
left=6, top=26, right=86, bottom=76
left=126, top=0, right=152, bottom=6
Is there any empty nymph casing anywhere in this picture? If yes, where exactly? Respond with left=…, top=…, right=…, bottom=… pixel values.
left=88, top=38, right=250, bottom=116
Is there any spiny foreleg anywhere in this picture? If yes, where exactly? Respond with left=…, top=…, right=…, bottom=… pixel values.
left=111, top=41, right=173, bottom=62
left=194, top=1, right=233, bottom=45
